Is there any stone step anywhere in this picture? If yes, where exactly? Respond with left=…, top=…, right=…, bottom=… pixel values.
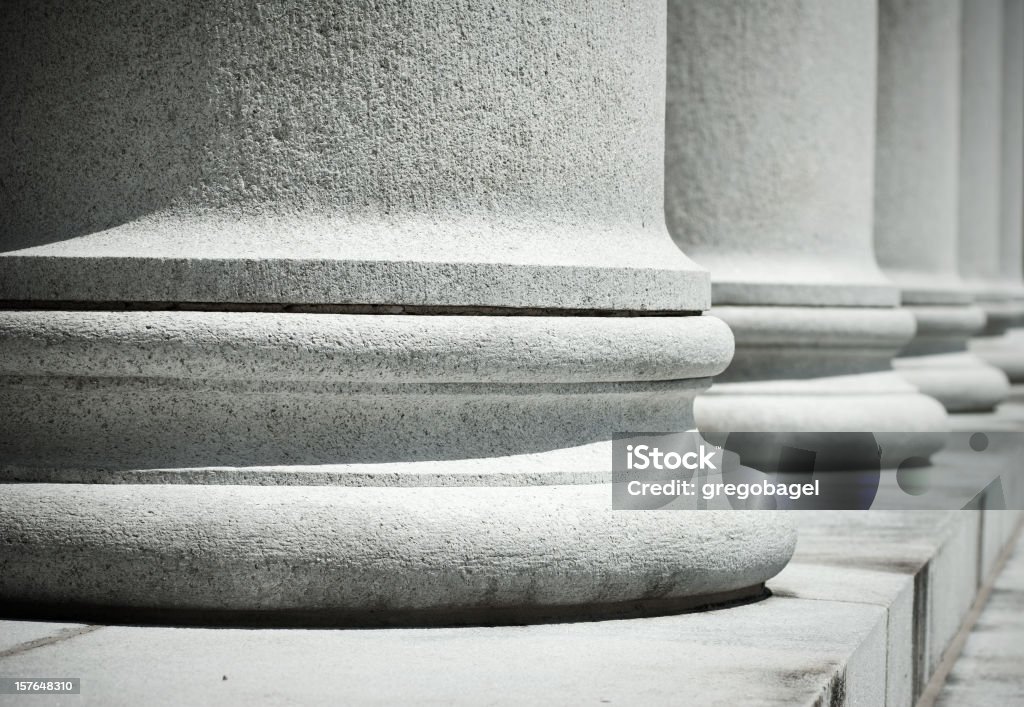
left=2, top=501, right=1018, bottom=706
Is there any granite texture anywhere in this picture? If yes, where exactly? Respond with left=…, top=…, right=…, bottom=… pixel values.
left=664, top=0, right=950, bottom=459
left=4, top=502, right=1020, bottom=706
left=1000, top=0, right=1024, bottom=293
left=695, top=307, right=949, bottom=465
left=959, top=0, right=1020, bottom=311
left=0, top=484, right=797, bottom=623
left=0, top=311, right=733, bottom=471
left=0, top=0, right=707, bottom=311
left=875, top=0, right=966, bottom=305
left=0, top=1, right=802, bottom=622
left=665, top=0, right=895, bottom=308
left=937, top=521, right=1024, bottom=706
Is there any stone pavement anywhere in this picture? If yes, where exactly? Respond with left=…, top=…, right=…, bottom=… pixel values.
left=1, top=395, right=1022, bottom=706
left=0, top=506, right=1018, bottom=706
left=935, top=523, right=1024, bottom=706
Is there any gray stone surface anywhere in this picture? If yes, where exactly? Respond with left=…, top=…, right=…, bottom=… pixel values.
left=936, top=523, right=1024, bottom=706
left=0, top=310, right=733, bottom=470
left=875, top=0, right=965, bottom=305
left=775, top=505, right=1019, bottom=705
left=926, top=513, right=983, bottom=676
left=959, top=0, right=1023, bottom=321
left=959, top=0, right=1005, bottom=294
left=664, top=0, right=949, bottom=457
left=1000, top=0, right=1024, bottom=295
left=4, top=504, right=1019, bottom=706
left=0, top=484, right=796, bottom=623
left=0, top=0, right=707, bottom=311
left=970, top=0, right=1024, bottom=380
left=665, top=0, right=894, bottom=308
left=972, top=331, right=1024, bottom=383
left=694, top=307, right=949, bottom=464
left=0, top=0, right=803, bottom=623
left=0, top=622, right=87, bottom=654
left=894, top=351, right=1011, bottom=413
left=0, top=598, right=886, bottom=707
left=874, top=0, right=1012, bottom=413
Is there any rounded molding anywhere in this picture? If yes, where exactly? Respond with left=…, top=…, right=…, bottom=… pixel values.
left=708, top=305, right=916, bottom=381
left=696, top=306, right=950, bottom=465
left=0, top=310, right=733, bottom=384
left=0, top=311, right=734, bottom=472
left=0, top=483, right=797, bottom=625
left=970, top=330, right=1024, bottom=383
left=894, top=351, right=1011, bottom=412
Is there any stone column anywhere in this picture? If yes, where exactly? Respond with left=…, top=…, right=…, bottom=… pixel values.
left=666, top=0, right=949, bottom=466
left=0, top=1, right=795, bottom=623
left=874, top=0, right=1011, bottom=412
left=968, top=0, right=1024, bottom=380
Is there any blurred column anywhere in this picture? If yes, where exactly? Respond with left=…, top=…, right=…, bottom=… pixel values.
left=0, top=1, right=795, bottom=623
left=666, top=0, right=949, bottom=466
left=969, top=0, right=1024, bottom=380
left=875, top=0, right=1010, bottom=412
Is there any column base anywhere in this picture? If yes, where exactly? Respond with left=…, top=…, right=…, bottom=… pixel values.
left=0, top=481, right=796, bottom=626
left=890, top=303, right=1010, bottom=412
left=695, top=374, right=949, bottom=467
left=696, top=306, right=950, bottom=467
left=0, top=310, right=732, bottom=470
left=894, top=351, right=1011, bottom=412
left=0, top=308, right=800, bottom=624
left=970, top=330, right=1024, bottom=382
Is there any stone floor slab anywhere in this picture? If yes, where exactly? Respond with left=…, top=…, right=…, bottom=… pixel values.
left=935, top=529, right=1024, bottom=706
left=0, top=598, right=885, bottom=707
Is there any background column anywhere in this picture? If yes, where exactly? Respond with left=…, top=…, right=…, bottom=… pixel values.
left=666, top=0, right=949, bottom=466
left=874, top=0, right=1011, bottom=412
left=969, top=0, right=1024, bottom=380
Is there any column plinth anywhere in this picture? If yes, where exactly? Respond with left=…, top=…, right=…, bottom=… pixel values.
left=874, top=0, right=1011, bottom=412
left=0, top=1, right=795, bottom=623
left=666, top=0, right=949, bottom=465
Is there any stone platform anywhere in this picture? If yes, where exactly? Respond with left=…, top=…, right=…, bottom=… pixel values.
left=935, top=520, right=1024, bottom=706
left=2, top=395, right=1021, bottom=705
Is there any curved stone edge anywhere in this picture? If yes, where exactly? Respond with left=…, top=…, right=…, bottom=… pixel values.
left=0, top=441, right=624, bottom=486
left=0, top=253, right=712, bottom=312
left=894, top=351, right=1011, bottom=412
left=710, top=305, right=916, bottom=348
left=0, top=483, right=797, bottom=626
left=970, top=331, right=1024, bottom=382
left=0, top=311, right=733, bottom=471
left=696, top=376, right=951, bottom=466
left=972, top=295, right=1024, bottom=336
left=694, top=306, right=949, bottom=463
left=710, top=280, right=899, bottom=308
left=0, top=310, right=735, bottom=384
left=903, top=303, right=987, bottom=343
left=708, top=305, right=918, bottom=382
